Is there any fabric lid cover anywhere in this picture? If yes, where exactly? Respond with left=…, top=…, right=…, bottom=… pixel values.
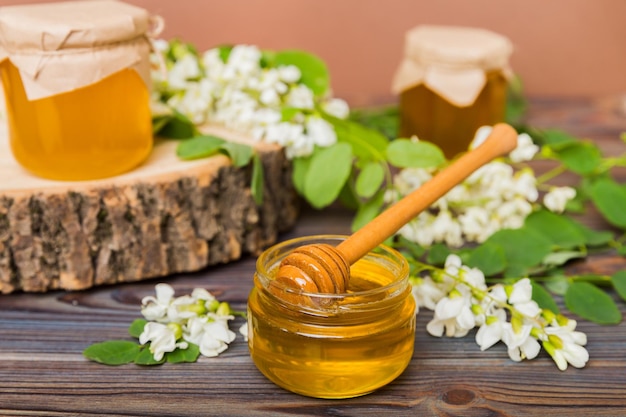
left=0, top=0, right=159, bottom=100
left=392, top=25, right=513, bottom=107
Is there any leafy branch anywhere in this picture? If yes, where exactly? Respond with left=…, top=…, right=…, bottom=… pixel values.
left=149, top=40, right=626, bottom=327
left=353, top=100, right=626, bottom=326
left=84, top=319, right=200, bottom=366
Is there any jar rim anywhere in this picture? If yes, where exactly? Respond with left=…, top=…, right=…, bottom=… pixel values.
left=256, top=234, right=409, bottom=302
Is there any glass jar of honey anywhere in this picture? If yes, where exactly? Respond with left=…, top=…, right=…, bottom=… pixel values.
left=247, top=235, right=416, bottom=399
left=0, top=0, right=158, bottom=181
left=392, top=25, right=513, bottom=158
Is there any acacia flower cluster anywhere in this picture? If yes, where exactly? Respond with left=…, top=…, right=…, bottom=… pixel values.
left=412, top=254, right=589, bottom=370
left=139, top=283, right=244, bottom=361
left=151, top=41, right=349, bottom=159
left=389, top=126, right=577, bottom=247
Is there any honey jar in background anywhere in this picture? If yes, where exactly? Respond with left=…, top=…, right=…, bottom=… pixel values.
left=247, top=235, right=416, bottom=399
left=0, top=0, right=158, bottom=181
left=392, top=25, right=513, bottom=158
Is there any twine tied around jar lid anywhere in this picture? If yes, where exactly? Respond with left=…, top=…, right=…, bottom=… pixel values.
left=392, top=25, right=513, bottom=107
left=0, top=0, right=164, bottom=100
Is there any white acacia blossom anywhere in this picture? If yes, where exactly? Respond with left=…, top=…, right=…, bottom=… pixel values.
left=139, top=322, right=188, bottom=361
left=390, top=127, right=541, bottom=247
left=151, top=42, right=348, bottom=159
left=139, top=283, right=245, bottom=361
left=183, top=315, right=236, bottom=358
left=413, top=255, right=589, bottom=371
left=543, top=186, right=577, bottom=213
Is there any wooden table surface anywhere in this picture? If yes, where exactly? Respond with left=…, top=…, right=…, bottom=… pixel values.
left=2, top=97, right=626, bottom=417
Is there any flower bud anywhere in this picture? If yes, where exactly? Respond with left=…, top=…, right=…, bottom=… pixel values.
left=217, top=301, right=232, bottom=316
left=471, top=304, right=484, bottom=316
left=547, top=334, right=564, bottom=350
left=555, top=314, right=570, bottom=327
left=206, top=299, right=220, bottom=312
left=167, top=322, right=183, bottom=340
left=541, top=309, right=556, bottom=324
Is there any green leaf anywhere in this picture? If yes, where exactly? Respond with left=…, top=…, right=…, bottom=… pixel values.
left=355, top=162, right=385, bottom=199
left=590, top=178, right=626, bottom=228
left=386, top=139, right=445, bottom=169
left=219, top=142, right=254, bottom=167
left=291, top=155, right=311, bottom=196
left=564, top=282, right=622, bottom=324
left=259, top=49, right=276, bottom=68
left=274, top=50, right=329, bottom=96
left=351, top=190, right=384, bottom=231
left=176, top=135, right=225, bottom=160
left=304, top=143, right=353, bottom=209
left=349, top=105, right=399, bottom=140
left=251, top=153, right=264, bottom=206
left=217, top=44, right=233, bottom=63
left=167, top=39, right=199, bottom=61
left=483, top=228, right=553, bottom=277
left=166, top=344, right=200, bottom=363
left=152, top=115, right=172, bottom=134
left=128, top=319, right=147, bottom=339
left=281, top=107, right=302, bottom=122
left=554, top=141, right=603, bottom=175
left=524, top=210, right=586, bottom=249
left=134, top=347, right=166, bottom=365
left=566, top=217, right=614, bottom=247
left=466, top=243, right=506, bottom=277
left=325, top=115, right=389, bottom=160
left=531, top=281, right=560, bottom=314
left=542, top=250, right=586, bottom=267
left=426, top=243, right=452, bottom=266
left=83, top=341, right=140, bottom=366
left=543, top=275, right=570, bottom=296
left=156, top=112, right=197, bottom=139
left=538, top=129, right=579, bottom=149
left=337, top=181, right=360, bottom=210
left=611, top=271, right=626, bottom=302
left=505, top=75, right=527, bottom=125
left=396, top=236, right=426, bottom=260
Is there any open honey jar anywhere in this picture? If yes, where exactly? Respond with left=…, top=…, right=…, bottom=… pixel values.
left=392, top=25, right=513, bottom=158
left=247, top=235, right=416, bottom=398
left=0, top=0, right=157, bottom=181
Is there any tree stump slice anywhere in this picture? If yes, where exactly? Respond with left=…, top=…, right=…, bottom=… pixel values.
left=0, top=123, right=299, bottom=294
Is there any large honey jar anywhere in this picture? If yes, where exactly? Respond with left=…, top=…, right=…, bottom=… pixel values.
left=393, top=25, right=513, bottom=158
left=247, top=235, right=416, bottom=398
left=0, top=0, right=157, bottom=181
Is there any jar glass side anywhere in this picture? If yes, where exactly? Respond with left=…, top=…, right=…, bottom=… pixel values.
left=399, top=70, right=508, bottom=158
left=247, top=235, right=416, bottom=399
left=0, top=61, right=152, bottom=181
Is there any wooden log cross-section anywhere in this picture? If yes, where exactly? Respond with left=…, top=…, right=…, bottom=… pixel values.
left=0, top=124, right=299, bottom=294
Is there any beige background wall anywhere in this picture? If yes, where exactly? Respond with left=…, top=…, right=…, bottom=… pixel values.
left=3, top=0, right=626, bottom=106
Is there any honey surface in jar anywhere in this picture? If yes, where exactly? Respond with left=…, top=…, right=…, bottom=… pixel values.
left=248, top=254, right=416, bottom=399
left=1, top=61, right=152, bottom=181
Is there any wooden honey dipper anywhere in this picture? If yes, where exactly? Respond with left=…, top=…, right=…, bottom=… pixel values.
left=273, top=123, right=519, bottom=296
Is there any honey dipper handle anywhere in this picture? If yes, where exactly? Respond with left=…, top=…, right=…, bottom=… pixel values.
left=337, top=123, right=519, bottom=265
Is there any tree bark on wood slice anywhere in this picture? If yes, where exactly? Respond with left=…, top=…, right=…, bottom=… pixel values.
left=0, top=124, right=299, bottom=294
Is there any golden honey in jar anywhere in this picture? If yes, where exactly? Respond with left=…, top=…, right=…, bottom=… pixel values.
left=0, top=0, right=157, bottom=181
left=392, top=25, right=513, bottom=158
left=247, top=235, right=416, bottom=399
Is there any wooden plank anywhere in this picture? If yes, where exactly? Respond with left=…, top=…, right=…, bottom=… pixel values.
left=1, top=97, right=626, bottom=415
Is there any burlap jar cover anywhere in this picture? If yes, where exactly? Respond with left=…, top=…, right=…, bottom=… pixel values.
left=392, top=25, right=513, bottom=107
left=0, top=0, right=161, bottom=100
